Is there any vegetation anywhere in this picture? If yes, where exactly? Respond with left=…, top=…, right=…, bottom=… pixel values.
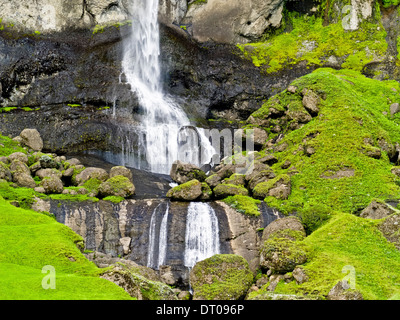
left=0, top=197, right=132, bottom=300
left=223, top=195, right=261, bottom=216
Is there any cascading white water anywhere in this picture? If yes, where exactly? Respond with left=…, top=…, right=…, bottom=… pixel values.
left=184, top=202, right=220, bottom=268
left=122, top=0, right=215, bottom=174
left=147, top=203, right=169, bottom=270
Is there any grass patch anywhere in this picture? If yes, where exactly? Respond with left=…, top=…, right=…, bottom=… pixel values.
left=222, top=195, right=261, bottom=216
left=0, top=197, right=132, bottom=299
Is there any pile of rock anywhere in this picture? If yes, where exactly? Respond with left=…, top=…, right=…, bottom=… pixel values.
left=2, top=128, right=135, bottom=199
left=166, top=154, right=291, bottom=202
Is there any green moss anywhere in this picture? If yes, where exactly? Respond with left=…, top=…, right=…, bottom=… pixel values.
left=103, top=196, right=125, bottom=203
left=0, top=135, right=27, bottom=157
left=248, top=68, right=400, bottom=215
left=253, top=174, right=290, bottom=199
left=191, top=254, right=253, bottom=300
left=269, top=212, right=400, bottom=300
left=82, top=178, right=102, bottom=194
left=214, top=183, right=249, bottom=198
left=237, top=14, right=387, bottom=74
left=222, top=195, right=261, bottom=216
left=0, top=197, right=132, bottom=300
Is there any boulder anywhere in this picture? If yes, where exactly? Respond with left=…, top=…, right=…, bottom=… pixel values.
left=183, top=0, right=285, bottom=44
left=390, top=103, right=400, bottom=116
left=13, top=172, right=37, bottom=188
left=39, top=155, right=58, bottom=169
left=75, top=167, right=109, bottom=186
left=0, top=162, right=12, bottom=181
left=190, top=254, right=253, bottom=300
left=378, top=214, right=400, bottom=250
left=223, top=173, right=246, bottom=186
left=261, top=216, right=306, bottom=242
left=360, top=200, right=396, bottom=219
left=110, top=166, right=133, bottom=182
left=253, top=174, right=291, bottom=200
left=199, top=182, right=213, bottom=200
left=292, top=266, right=309, bottom=284
left=10, top=160, right=31, bottom=176
left=213, top=184, right=249, bottom=199
left=170, top=160, right=206, bottom=184
left=260, top=229, right=307, bottom=273
left=8, top=152, right=28, bottom=164
left=100, top=263, right=177, bottom=300
left=302, top=88, right=320, bottom=116
left=205, top=174, right=222, bottom=188
left=166, top=179, right=202, bottom=201
left=98, top=175, right=135, bottom=198
left=35, top=168, right=63, bottom=180
left=327, top=281, right=363, bottom=300
left=19, top=128, right=43, bottom=151
left=40, top=176, right=64, bottom=194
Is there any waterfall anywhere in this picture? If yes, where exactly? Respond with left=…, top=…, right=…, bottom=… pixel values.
left=122, top=0, right=215, bottom=174
left=147, top=202, right=169, bottom=270
left=184, top=202, right=220, bottom=268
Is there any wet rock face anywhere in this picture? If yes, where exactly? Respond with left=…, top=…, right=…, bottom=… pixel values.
left=45, top=197, right=281, bottom=287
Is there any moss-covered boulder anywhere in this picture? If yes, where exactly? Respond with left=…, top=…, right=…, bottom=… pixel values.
left=253, top=174, right=291, bottom=200
left=259, top=230, right=308, bottom=273
left=110, top=166, right=133, bottom=182
left=213, top=183, right=249, bottom=199
left=100, top=263, right=177, bottom=300
left=190, top=254, right=254, bottom=300
left=170, top=160, right=206, bottom=184
left=199, top=182, right=213, bottom=200
left=98, top=175, right=135, bottom=198
left=40, top=176, right=64, bottom=194
left=166, top=179, right=202, bottom=201
left=75, top=167, right=109, bottom=186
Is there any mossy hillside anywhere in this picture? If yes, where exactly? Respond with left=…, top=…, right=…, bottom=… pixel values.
left=249, top=68, right=400, bottom=215
left=237, top=12, right=387, bottom=74
left=0, top=197, right=132, bottom=300
left=253, top=211, right=400, bottom=300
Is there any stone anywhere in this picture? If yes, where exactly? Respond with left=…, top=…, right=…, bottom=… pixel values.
left=166, top=179, right=202, bottom=201
left=110, top=166, right=133, bottom=182
left=223, top=173, right=246, bottom=186
left=75, top=167, right=109, bottom=186
left=0, top=162, right=12, bottom=182
left=287, top=85, right=297, bottom=93
left=190, top=254, right=254, bottom=300
left=100, top=263, right=178, bottom=300
left=64, top=158, right=81, bottom=168
left=10, top=160, right=31, bottom=176
left=159, top=265, right=176, bottom=286
left=19, top=128, right=43, bottom=151
left=119, top=237, right=131, bottom=255
left=213, top=183, right=249, bottom=199
left=292, top=266, right=309, bottom=284
left=390, top=103, right=400, bottom=116
left=259, top=236, right=307, bottom=273
left=13, top=172, right=37, bottom=189
left=327, top=281, right=363, bottom=300
left=253, top=174, right=291, bottom=200
left=184, top=0, right=285, bottom=44
left=8, top=152, right=28, bottom=164
left=40, top=176, right=64, bottom=194
left=360, top=200, right=396, bottom=220
left=170, top=160, right=206, bottom=184
left=205, top=174, right=222, bottom=188
left=98, top=175, right=135, bottom=198
left=35, top=168, right=63, bottom=180
left=267, top=274, right=285, bottom=291
left=262, top=216, right=306, bottom=242
left=302, top=89, right=320, bottom=116
left=268, top=184, right=291, bottom=200
left=248, top=169, right=276, bottom=190
left=199, top=182, right=213, bottom=200
left=39, top=155, right=58, bottom=169
left=253, top=127, right=268, bottom=148
left=378, top=214, right=400, bottom=250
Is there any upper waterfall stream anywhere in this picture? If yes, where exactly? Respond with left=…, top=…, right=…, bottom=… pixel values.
left=122, top=0, right=215, bottom=175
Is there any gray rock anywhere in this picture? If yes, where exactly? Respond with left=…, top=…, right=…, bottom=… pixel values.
left=110, top=166, right=133, bottom=182
left=75, top=167, right=109, bottom=186
left=327, top=281, right=363, bottom=300
left=292, top=266, right=309, bottom=284
left=262, top=216, right=306, bottom=242
left=40, top=176, right=64, bottom=194
left=8, top=152, right=28, bottom=164
left=390, top=103, right=400, bottom=116
left=98, top=175, right=135, bottom=198
left=35, top=168, right=62, bottom=180
left=170, top=160, right=206, bottom=184
left=302, top=88, right=320, bottom=116
left=19, top=128, right=43, bottom=151
left=166, top=179, right=202, bottom=201
left=13, top=172, right=37, bottom=188
left=360, top=200, right=396, bottom=219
